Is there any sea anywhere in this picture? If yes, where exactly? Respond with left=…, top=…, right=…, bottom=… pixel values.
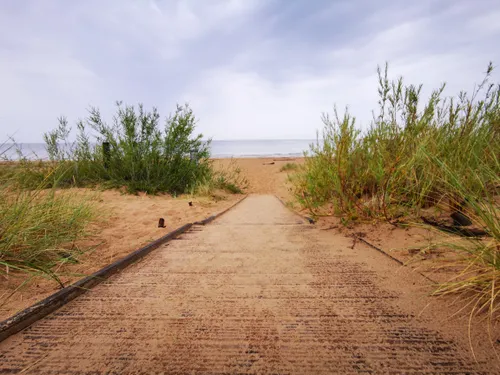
left=0, top=140, right=316, bottom=160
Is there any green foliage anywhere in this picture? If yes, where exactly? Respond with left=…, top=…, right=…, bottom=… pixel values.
left=280, top=162, right=298, bottom=172
left=0, top=166, right=97, bottom=286
left=18, top=103, right=222, bottom=195
left=293, top=63, right=500, bottom=221
left=292, top=62, right=500, bottom=313
left=43, top=117, right=71, bottom=162
left=426, top=152, right=500, bottom=317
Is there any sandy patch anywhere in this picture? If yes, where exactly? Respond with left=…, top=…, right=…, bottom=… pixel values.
left=214, top=157, right=303, bottom=202
left=1, top=188, right=242, bottom=320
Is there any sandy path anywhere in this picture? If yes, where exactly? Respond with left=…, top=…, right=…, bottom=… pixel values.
left=0, top=195, right=493, bottom=374
left=0, top=190, right=241, bottom=321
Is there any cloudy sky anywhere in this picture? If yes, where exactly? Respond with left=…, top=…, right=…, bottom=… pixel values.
left=1, top=0, right=499, bottom=142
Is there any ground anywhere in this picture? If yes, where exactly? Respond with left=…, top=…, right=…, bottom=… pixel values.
left=1, top=195, right=498, bottom=373
left=0, top=188, right=241, bottom=321
left=1, top=156, right=299, bottom=320
left=1, top=157, right=499, bottom=373
left=214, top=157, right=304, bottom=201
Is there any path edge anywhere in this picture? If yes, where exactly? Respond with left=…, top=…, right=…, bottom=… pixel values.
left=194, top=194, right=248, bottom=225
left=274, top=195, right=306, bottom=223
left=275, top=196, right=437, bottom=284
left=0, top=195, right=248, bottom=343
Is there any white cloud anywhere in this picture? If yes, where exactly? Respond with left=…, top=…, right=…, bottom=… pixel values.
left=183, top=0, right=500, bottom=139
left=183, top=68, right=375, bottom=139
left=0, top=0, right=499, bottom=142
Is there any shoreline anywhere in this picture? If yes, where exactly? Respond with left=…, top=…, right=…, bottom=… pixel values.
left=0, top=139, right=315, bottom=161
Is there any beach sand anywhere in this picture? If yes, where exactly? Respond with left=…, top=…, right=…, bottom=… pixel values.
left=0, top=156, right=486, bottom=323
left=214, top=157, right=303, bottom=199
left=0, top=157, right=302, bottom=320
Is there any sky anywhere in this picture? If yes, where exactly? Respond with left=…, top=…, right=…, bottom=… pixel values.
left=1, top=0, right=499, bottom=142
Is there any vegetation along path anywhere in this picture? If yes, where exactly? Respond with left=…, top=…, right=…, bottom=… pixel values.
left=0, top=195, right=494, bottom=374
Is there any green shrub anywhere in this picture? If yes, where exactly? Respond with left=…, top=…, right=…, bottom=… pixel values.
left=293, top=63, right=500, bottom=221
left=20, top=103, right=218, bottom=195
left=292, top=62, right=500, bottom=315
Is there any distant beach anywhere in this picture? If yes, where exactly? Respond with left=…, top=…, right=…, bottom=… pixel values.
left=0, top=140, right=315, bottom=160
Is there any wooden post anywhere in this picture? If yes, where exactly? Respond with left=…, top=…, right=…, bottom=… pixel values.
left=103, top=142, right=110, bottom=169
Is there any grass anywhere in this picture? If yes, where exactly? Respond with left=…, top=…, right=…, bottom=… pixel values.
left=1, top=102, right=247, bottom=292
left=292, top=62, right=500, bottom=317
left=0, top=166, right=98, bottom=288
left=280, top=162, right=298, bottom=172
left=195, top=159, right=249, bottom=197
left=428, top=156, right=499, bottom=316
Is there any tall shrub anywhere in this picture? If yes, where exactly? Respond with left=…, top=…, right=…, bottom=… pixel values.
left=36, top=103, right=211, bottom=194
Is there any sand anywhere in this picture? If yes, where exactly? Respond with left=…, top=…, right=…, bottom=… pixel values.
left=0, top=187, right=241, bottom=321
left=214, top=157, right=303, bottom=200
left=1, top=157, right=499, bottom=369
left=1, top=195, right=498, bottom=373
left=1, top=157, right=301, bottom=320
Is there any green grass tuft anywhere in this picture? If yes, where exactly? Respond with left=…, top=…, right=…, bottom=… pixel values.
left=195, top=159, right=249, bottom=196
left=280, top=162, right=298, bottom=172
left=0, top=167, right=98, bottom=286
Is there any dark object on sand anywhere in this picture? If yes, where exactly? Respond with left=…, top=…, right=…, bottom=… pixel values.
left=158, top=218, right=166, bottom=228
left=306, top=217, right=315, bottom=224
left=263, top=162, right=275, bottom=165
left=189, top=201, right=193, bottom=207
left=421, top=217, right=487, bottom=237
left=450, top=211, right=472, bottom=226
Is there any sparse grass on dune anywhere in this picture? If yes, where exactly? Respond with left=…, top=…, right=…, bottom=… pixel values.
left=292, top=62, right=500, bottom=317
left=195, top=159, right=249, bottom=197
left=0, top=166, right=98, bottom=289
left=280, top=162, right=298, bottom=172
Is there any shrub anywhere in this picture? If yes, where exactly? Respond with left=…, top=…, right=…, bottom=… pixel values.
left=22, top=103, right=215, bottom=195
left=292, top=62, right=500, bottom=315
left=293, top=63, right=500, bottom=221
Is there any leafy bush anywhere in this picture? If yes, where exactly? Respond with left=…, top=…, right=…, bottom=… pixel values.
left=23, top=103, right=215, bottom=195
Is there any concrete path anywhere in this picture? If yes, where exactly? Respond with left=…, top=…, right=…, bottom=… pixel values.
left=0, top=195, right=489, bottom=374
